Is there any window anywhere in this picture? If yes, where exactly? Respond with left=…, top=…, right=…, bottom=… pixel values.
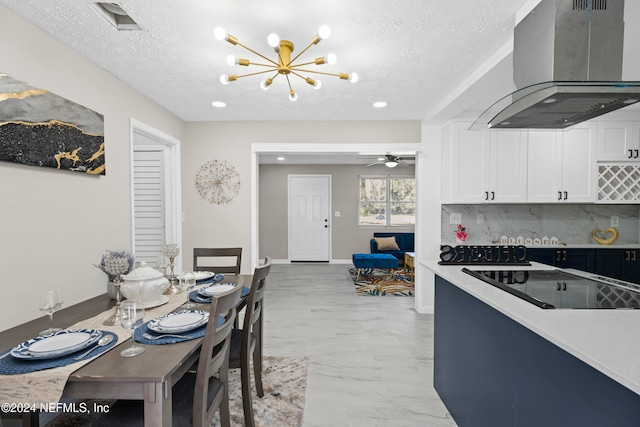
left=359, top=175, right=415, bottom=226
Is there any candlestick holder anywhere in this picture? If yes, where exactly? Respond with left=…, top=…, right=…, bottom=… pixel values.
left=102, top=255, right=131, bottom=326
left=162, top=244, right=181, bottom=295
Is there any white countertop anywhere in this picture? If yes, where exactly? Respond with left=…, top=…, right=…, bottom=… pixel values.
left=425, top=261, right=640, bottom=395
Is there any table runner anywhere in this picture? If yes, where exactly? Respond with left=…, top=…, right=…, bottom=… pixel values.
left=0, top=293, right=188, bottom=406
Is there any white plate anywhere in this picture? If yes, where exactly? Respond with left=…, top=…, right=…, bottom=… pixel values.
left=198, top=283, right=236, bottom=297
left=142, top=295, right=170, bottom=309
left=193, top=271, right=215, bottom=281
left=11, top=329, right=103, bottom=360
left=148, top=310, right=209, bottom=333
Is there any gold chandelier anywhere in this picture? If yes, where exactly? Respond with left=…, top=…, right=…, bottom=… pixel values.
left=214, top=25, right=358, bottom=101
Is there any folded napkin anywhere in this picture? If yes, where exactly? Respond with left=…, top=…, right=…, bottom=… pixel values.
left=189, top=285, right=250, bottom=303
left=0, top=331, right=118, bottom=375
left=134, top=316, right=224, bottom=345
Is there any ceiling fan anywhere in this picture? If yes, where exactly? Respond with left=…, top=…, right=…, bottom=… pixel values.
left=365, top=154, right=413, bottom=168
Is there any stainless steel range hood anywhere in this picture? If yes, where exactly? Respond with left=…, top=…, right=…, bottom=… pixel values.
left=472, top=0, right=640, bottom=130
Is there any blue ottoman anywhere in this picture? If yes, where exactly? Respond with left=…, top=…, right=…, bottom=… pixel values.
left=352, top=253, right=398, bottom=279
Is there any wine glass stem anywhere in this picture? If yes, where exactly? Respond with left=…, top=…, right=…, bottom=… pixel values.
left=48, top=312, right=54, bottom=330
left=131, top=330, right=136, bottom=349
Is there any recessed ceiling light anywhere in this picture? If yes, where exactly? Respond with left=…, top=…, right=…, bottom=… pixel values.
left=373, top=101, right=387, bottom=108
left=277, top=157, right=285, bottom=161
left=211, top=101, right=226, bottom=108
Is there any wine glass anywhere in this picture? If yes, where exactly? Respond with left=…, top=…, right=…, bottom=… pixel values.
left=38, top=289, right=63, bottom=336
left=120, top=300, right=145, bottom=357
left=180, top=272, right=197, bottom=309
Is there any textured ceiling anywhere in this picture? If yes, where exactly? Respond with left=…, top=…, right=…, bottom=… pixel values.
left=0, top=0, right=531, bottom=122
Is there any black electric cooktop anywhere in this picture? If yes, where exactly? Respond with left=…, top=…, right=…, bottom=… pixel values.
left=462, top=269, right=640, bottom=309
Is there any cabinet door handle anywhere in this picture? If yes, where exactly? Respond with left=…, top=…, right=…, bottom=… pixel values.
left=491, top=191, right=495, bottom=200
left=556, top=282, right=561, bottom=291
left=633, top=251, right=637, bottom=262
left=558, top=191, right=562, bottom=200
left=485, top=191, right=489, bottom=201
left=626, top=251, right=631, bottom=262
left=564, top=191, right=568, bottom=200
left=563, top=251, right=567, bottom=262
left=635, top=149, right=639, bottom=159
left=556, top=250, right=562, bottom=262
left=629, top=149, right=634, bottom=159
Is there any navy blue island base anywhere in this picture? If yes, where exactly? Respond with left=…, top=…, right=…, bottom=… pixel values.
left=434, top=275, right=640, bottom=427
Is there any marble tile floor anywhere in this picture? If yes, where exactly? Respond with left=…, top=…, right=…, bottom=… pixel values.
left=261, top=263, right=457, bottom=427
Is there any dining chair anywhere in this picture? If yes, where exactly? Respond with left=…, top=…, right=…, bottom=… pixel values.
left=229, top=256, right=272, bottom=427
left=91, top=279, right=244, bottom=427
left=193, top=247, right=242, bottom=274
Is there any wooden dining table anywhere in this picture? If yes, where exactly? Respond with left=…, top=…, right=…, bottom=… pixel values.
left=0, top=274, right=244, bottom=427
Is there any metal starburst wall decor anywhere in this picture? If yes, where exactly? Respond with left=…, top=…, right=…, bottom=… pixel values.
left=194, top=159, right=241, bottom=205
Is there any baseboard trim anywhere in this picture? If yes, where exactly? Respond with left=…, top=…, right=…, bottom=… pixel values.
left=270, top=259, right=353, bottom=265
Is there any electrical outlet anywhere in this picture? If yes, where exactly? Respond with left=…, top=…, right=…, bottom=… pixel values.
left=450, top=213, right=462, bottom=224
left=477, top=214, right=484, bottom=224
left=611, top=216, right=619, bottom=227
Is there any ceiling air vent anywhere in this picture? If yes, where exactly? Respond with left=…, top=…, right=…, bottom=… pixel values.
left=94, top=3, right=141, bottom=31
left=573, top=0, right=607, bottom=10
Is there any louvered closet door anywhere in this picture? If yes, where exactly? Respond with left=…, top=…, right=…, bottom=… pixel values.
left=133, top=149, right=165, bottom=264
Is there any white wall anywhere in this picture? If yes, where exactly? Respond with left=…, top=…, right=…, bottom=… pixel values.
left=0, top=6, right=184, bottom=331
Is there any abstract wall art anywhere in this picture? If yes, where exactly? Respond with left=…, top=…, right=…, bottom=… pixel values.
left=0, top=72, right=105, bottom=175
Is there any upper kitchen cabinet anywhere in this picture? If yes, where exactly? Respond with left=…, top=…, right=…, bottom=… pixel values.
left=527, top=124, right=597, bottom=203
left=596, top=121, right=640, bottom=161
left=443, top=122, right=527, bottom=203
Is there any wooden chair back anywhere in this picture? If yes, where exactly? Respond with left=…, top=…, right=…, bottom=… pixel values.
left=192, top=275, right=244, bottom=427
left=193, top=247, right=242, bottom=274
left=230, top=257, right=271, bottom=427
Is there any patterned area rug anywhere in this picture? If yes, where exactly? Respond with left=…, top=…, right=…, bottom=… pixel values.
left=349, top=267, right=415, bottom=296
left=45, top=356, right=308, bottom=427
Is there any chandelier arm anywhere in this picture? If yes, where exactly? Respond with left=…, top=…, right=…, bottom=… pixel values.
left=289, top=60, right=323, bottom=67
left=245, top=62, right=279, bottom=68
left=234, top=69, right=279, bottom=79
left=235, top=42, right=279, bottom=66
left=287, top=41, right=317, bottom=65
left=289, top=68, right=344, bottom=77
left=284, top=74, right=294, bottom=91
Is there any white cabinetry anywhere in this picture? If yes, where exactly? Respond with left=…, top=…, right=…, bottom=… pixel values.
left=527, top=124, right=597, bottom=203
left=445, top=123, right=527, bottom=203
left=596, top=121, right=640, bottom=161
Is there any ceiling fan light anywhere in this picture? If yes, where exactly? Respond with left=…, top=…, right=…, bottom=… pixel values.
left=385, top=161, right=398, bottom=168
left=267, top=33, right=280, bottom=48
left=289, top=90, right=298, bottom=101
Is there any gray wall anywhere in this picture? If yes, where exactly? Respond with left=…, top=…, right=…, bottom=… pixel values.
left=259, top=163, right=415, bottom=260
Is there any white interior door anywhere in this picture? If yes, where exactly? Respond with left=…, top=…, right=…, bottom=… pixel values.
left=288, top=175, right=330, bottom=261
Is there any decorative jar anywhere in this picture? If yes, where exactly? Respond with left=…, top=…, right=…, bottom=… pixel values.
left=120, top=261, right=169, bottom=306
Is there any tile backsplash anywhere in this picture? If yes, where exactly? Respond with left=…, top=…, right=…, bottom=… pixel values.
left=442, top=204, right=640, bottom=245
